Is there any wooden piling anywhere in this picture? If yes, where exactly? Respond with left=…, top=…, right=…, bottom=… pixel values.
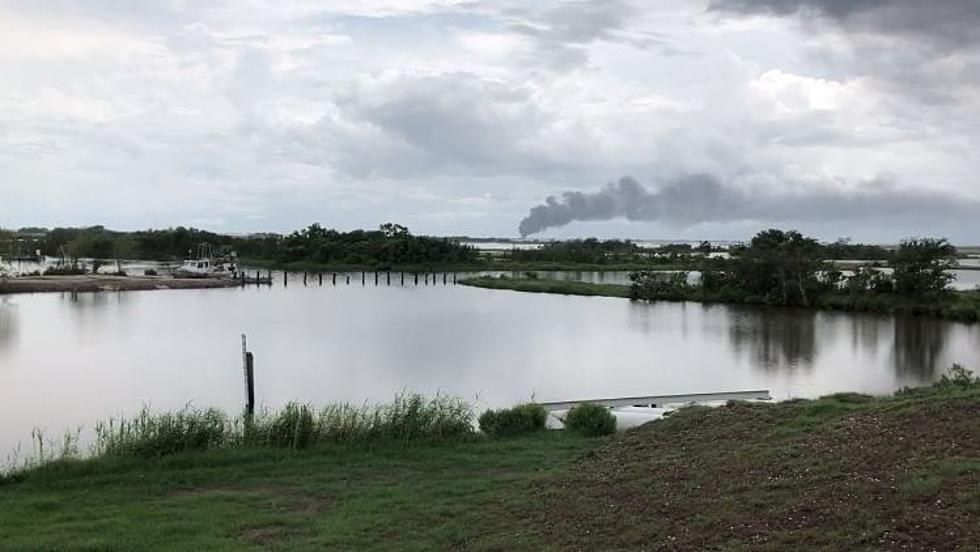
left=346, top=274, right=351, bottom=285
left=303, top=273, right=308, bottom=286
left=387, top=272, right=391, bottom=285
left=453, top=273, right=457, bottom=284
left=245, top=352, right=255, bottom=415
left=414, top=273, right=418, bottom=285
left=332, top=273, right=337, bottom=285
left=319, top=273, right=323, bottom=285
left=283, top=271, right=288, bottom=286
left=443, top=273, right=447, bottom=285
left=401, top=272, right=405, bottom=285
left=361, top=272, right=366, bottom=285
left=375, top=272, right=379, bottom=285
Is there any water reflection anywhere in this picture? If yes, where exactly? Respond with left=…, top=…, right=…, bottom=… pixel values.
left=0, top=298, right=18, bottom=359
left=728, top=307, right=818, bottom=371
left=891, top=315, right=946, bottom=383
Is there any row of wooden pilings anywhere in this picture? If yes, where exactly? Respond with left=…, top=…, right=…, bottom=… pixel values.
left=235, top=270, right=459, bottom=287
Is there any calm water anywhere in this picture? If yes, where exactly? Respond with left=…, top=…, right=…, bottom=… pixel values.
left=1, top=275, right=979, bottom=456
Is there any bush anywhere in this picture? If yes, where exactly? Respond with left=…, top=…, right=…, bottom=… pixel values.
left=479, top=404, right=548, bottom=437
left=144, top=268, right=158, bottom=276
left=42, top=265, right=86, bottom=276
left=564, top=404, right=616, bottom=437
left=936, top=364, right=979, bottom=391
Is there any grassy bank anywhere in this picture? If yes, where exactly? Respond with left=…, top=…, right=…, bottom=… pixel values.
left=461, top=276, right=980, bottom=322
left=459, top=276, right=631, bottom=298
left=1, top=377, right=978, bottom=549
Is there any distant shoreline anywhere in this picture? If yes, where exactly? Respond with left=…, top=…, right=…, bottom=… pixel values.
left=0, top=275, right=238, bottom=295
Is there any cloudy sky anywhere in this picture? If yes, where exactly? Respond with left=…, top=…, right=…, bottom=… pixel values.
left=2, top=1, right=978, bottom=242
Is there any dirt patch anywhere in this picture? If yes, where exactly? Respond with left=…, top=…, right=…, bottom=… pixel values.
left=531, top=393, right=980, bottom=550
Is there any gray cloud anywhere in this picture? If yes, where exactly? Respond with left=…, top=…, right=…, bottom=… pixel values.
left=708, top=0, right=980, bottom=49
left=519, top=175, right=980, bottom=236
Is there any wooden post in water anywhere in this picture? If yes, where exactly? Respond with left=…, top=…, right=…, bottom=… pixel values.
left=453, top=273, right=457, bottom=284
left=319, top=273, right=323, bottom=286
left=361, top=272, right=366, bottom=285
left=283, top=271, right=288, bottom=286
left=332, top=273, right=337, bottom=285
left=414, top=273, right=418, bottom=285
left=303, top=273, right=308, bottom=286
left=241, top=335, right=255, bottom=415
left=443, top=273, right=447, bottom=285
left=375, top=272, right=379, bottom=286
left=424, top=273, right=429, bottom=285
left=346, top=274, right=351, bottom=285
left=400, top=272, right=404, bottom=285
left=268, top=270, right=272, bottom=283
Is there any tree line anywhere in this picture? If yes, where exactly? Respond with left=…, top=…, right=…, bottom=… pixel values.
left=0, top=223, right=478, bottom=268
left=630, top=229, right=958, bottom=308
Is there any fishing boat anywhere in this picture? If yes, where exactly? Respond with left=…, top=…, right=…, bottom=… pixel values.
left=173, top=244, right=238, bottom=279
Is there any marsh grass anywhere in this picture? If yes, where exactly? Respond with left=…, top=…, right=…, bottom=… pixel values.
left=1, top=394, right=474, bottom=480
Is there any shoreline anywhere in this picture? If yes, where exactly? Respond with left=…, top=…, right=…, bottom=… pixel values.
left=458, top=276, right=980, bottom=323
left=0, top=275, right=240, bottom=295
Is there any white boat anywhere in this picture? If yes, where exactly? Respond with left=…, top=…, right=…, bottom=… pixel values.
left=173, top=244, right=238, bottom=279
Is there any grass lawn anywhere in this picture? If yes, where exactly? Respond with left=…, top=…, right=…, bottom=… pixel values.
left=2, top=383, right=978, bottom=550
left=0, top=433, right=593, bottom=550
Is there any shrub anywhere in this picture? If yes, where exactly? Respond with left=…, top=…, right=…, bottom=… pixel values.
left=565, top=404, right=616, bottom=437
left=144, top=268, right=158, bottom=276
left=479, top=404, right=548, bottom=437
left=936, top=364, right=979, bottom=391
left=42, top=265, right=86, bottom=276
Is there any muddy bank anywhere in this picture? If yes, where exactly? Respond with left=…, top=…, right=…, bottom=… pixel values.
left=0, top=275, right=239, bottom=294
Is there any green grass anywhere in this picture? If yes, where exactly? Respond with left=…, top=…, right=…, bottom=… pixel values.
left=2, top=376, right=977, bottom=549
left=0, top=433, right=593, bottom=550
left=462, top=275, right=980, bottom=323
left=458, top=276, right=631, bottom=298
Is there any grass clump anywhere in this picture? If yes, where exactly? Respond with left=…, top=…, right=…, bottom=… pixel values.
left=90, top=394, right=474, bottom=459
left=95, top=407, right=229, bottom=458
left=479, top=404, right=548, bottom=437
left=564, top=404, right=616, bottom=437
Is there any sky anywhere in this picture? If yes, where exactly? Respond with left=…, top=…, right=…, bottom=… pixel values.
left=1, top=0, right=978, bottom=242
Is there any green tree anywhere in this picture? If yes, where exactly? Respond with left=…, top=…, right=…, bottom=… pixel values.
left=891, top=238, right=956, bottom=299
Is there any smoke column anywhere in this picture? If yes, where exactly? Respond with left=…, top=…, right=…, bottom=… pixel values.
left=518, top=175, right=980, bottom=236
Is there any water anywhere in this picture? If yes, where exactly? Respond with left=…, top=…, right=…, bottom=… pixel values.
left=1, top=274, right=979, bottom=457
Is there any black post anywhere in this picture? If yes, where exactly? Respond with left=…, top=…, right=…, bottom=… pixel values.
left=283, top=271, right=288, bottom=286
left=453, top=273, right=457, bottom=284
left=255, top=270, right=260, bottom=284
left=346, top=275, right=351, bottom=285
left=332, top=273, right=337, bottom=285
left=375, top=272, right=379, bottom=285
left=361, top=272, right=366, bottom=285
left=245, top=352, right=255, bottom=415
left=387, top=272, right=391, bottom=285
left=303, top=273, right=308, bottom=286
left=443, top=273, right=447, bottom=285
left=414, top=273, right=418, bottom=285
left=319, top=273, right=323, bottom=285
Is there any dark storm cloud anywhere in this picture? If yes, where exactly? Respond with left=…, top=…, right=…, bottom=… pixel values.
left=708, top=0, right=980, bottom=48
left=518, top=175, right=980, bottom=236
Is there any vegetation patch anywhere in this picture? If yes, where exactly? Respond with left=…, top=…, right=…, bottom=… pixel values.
left=564, top=404, right=617, bottom=437
left=479, top=404, right=548, bottom=437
